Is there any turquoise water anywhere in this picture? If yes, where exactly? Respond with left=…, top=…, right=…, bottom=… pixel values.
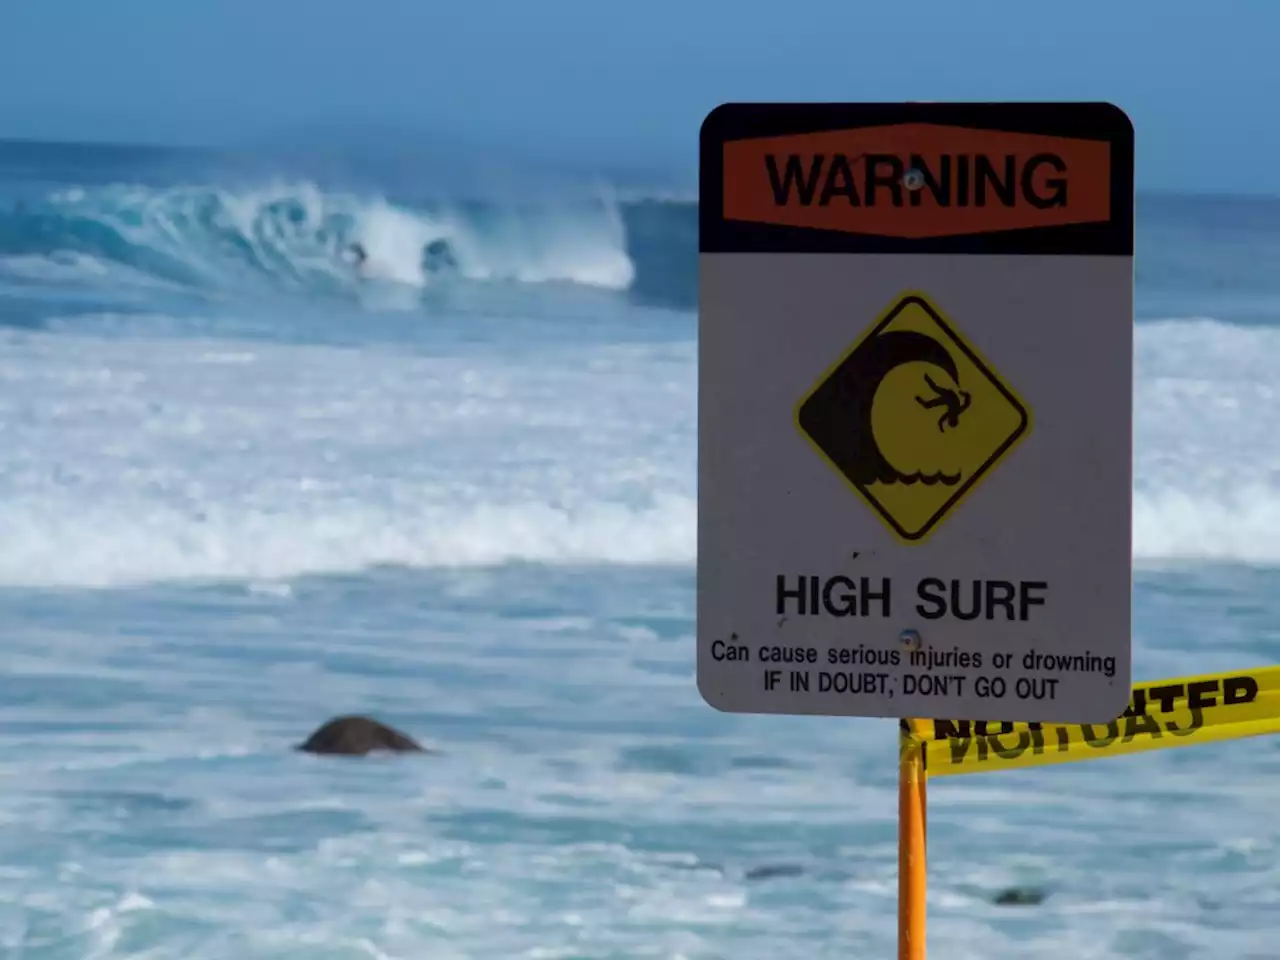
left=1, top=140, right=1279, bottom=958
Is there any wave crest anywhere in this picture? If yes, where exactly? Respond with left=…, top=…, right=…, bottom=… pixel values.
left=0, top=180, right=641, bottom=297
left=0, top=493, right=695, bottom=589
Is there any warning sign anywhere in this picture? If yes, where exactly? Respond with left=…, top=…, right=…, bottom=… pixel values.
left=697, top=102, right=1135, bottom=724
left=795, top=290, right=1030, bottom=543
left=909, top=665, right=1280, bottom=776
left=719, top=122, right=1114, bottom=238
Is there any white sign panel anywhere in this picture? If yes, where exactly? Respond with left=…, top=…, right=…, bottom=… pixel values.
left=697, top=102, right=1134, bottom=723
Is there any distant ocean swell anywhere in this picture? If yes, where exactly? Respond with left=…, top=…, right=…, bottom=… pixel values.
left=0, top=180, right=698, bottom=309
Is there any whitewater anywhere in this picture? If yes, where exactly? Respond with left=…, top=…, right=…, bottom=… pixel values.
left=1, top=139, right=1279, bottom=959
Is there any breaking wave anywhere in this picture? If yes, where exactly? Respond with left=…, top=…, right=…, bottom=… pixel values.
left=0, top=181, right=699, bottom=308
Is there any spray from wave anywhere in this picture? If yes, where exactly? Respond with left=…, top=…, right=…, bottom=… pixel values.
left=0, top=180, right=645, bottom=298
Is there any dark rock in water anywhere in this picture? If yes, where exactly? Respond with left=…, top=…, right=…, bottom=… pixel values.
left=296, top=716, right=428, bottom=756
left=745, top=864, right=805, bottom=881
left=992, top=886, right=1047, bottom=906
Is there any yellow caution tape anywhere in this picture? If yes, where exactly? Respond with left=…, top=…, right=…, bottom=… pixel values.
left=909, top=665, right=1280, bottom=777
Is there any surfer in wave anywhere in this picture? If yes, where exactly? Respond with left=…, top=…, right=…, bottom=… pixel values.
left=422, top=237, right=457, bottom=275
left=341, top=238, right=458, bottom=280
left=342, top=241, right=369, bottom=274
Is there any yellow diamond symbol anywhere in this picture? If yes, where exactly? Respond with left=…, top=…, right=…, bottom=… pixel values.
left=795, top=290, right=1032, bottom=543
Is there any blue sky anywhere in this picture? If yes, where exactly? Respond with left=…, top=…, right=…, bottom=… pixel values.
left=0, top=0, right=1274, bottom=193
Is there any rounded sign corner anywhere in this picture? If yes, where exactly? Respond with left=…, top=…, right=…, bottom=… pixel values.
left=695, top=671, right=736, bottom=714
left=699, top=103, right=739, bottom=143
left=1093, top=101, right=1135, bottom=139
left=1101, top=675, right=1137, bottom=714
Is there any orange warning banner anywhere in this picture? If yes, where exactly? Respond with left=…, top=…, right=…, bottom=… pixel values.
left=721, top=123, right=1112, bottom=238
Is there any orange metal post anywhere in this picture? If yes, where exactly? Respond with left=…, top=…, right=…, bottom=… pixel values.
left=898, top=724, right=928, bottom=960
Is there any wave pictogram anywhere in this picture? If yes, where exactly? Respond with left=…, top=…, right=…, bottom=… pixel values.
left=894, top=470, right=962, bottom=486
left=799, top=327, right=968, bottom=487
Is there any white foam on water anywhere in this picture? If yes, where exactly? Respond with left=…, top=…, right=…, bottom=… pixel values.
left=1134, top=317, right=1280, bottom=564
left=0, top=561, right=1276, bottom=960
left=0, top=326, right=693, bottom=587
left=0, top=314, right=1275, bottom=588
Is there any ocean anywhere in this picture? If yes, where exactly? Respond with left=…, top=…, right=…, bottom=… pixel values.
left=0, top=137, right=1278, bottom=959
